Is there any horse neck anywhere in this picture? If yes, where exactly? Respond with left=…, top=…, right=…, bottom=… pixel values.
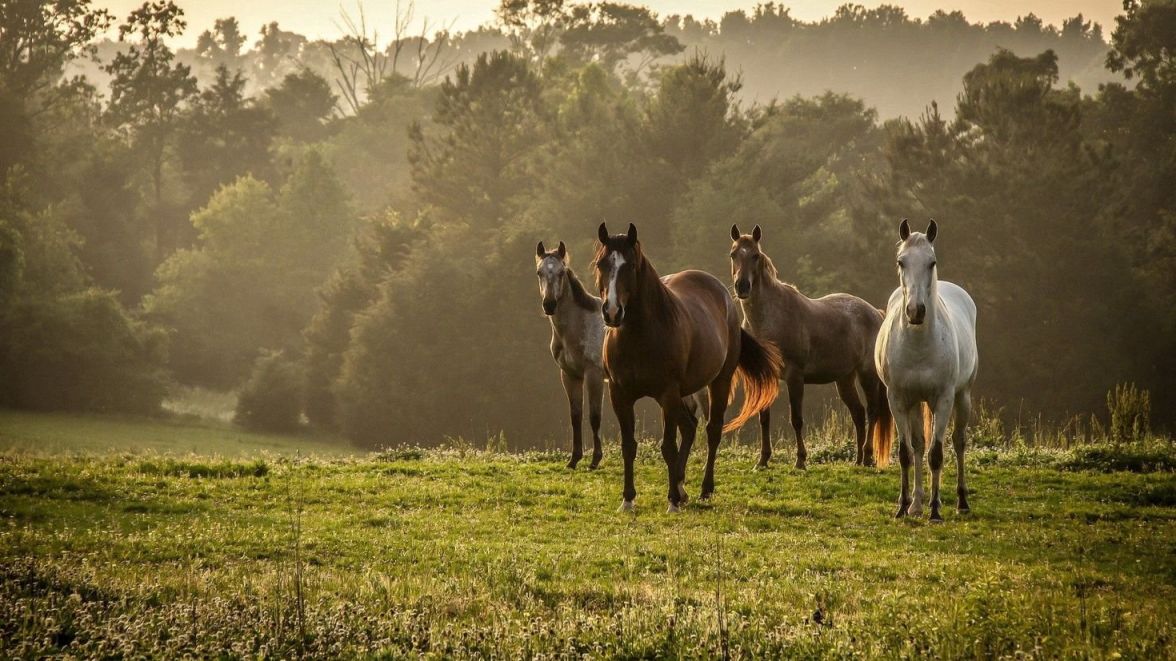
left=626, top=256, right=676, bottom=332
left=745, top=273, right=807, bottom=328
left=550, top=273, right=587, bottom=337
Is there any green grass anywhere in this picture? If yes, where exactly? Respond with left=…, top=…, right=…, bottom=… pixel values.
left=0, top=409, right=356, bottom=457
left=0, top=412, right=1173, bottom=658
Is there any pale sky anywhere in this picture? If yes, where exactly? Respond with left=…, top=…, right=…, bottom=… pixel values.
left=96, top=1, right=1123, bottom=47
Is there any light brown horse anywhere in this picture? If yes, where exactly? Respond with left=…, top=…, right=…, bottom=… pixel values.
left=730, top=224, right=893, bottom=469
left=595, top=222, right=783, bottom=512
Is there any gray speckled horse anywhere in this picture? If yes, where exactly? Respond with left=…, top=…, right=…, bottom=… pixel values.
left=536, top=241, right=606, bottom=469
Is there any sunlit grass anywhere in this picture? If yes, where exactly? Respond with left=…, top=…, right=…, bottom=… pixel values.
left=0, top=413, right=1172, bottom=657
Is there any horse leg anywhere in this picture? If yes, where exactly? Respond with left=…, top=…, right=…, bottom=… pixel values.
left=586, top=366, right=605, bottom=469
left=756, top=405, right=772, bottom=469
left=954, top=390, right=973, bottom=513
left=611, top=388, right=638, bottom=512
left=659, top=393, right=685, bottom=512
left=909, top=403, right=928, bottom=517
left=700, top=377, right=733, bottom=499
left=786, top=371, right=807, bottom=470
left=928, top=395, right=954, bottom=522
left=836, top=376, right=867, bottom=466
left=892, top=395, right=914, bottom=517
left=560, top=370, right=584, bottom=469
left=676, top=398, right=699, bottom=503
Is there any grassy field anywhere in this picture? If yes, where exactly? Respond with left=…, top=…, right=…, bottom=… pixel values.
left=0, top=409, right=355, bottom=457
left=0, top=411, right=1173, bottom=658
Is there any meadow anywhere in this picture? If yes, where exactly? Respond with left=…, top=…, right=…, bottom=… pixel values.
left=0, top=410, right=1173, bottom=658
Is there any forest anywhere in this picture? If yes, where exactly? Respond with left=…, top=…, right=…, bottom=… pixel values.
left=1, top=0, right=1173, bottom=448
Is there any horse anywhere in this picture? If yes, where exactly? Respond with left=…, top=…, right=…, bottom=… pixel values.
left=594, top=222, right=783, bottom=512
left=535, top=240, right=606, bottom=469
left=729, top=224, right=893, bottom=470
left=535, top=241, right=707, bottom=468
left=874, top=219, right=978, bottom=521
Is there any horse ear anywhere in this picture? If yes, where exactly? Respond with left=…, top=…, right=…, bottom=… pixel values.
left=626, top=223, right=638, bottom=246
left=899, top=218, right=911, bottom=241
left=926, top=219, right=938, bottom=243
left=598, top=222, right=609, bottom=244
left=752, top=225, right=762, bottom=242
left=730, top=224, right=740, bottom=241
left=556, top=241, right=566, bottom=259
left=536, top=241, right=545, bottom=257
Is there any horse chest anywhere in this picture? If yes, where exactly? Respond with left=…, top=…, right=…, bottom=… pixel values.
left=550, top=335, right=581, bottom=375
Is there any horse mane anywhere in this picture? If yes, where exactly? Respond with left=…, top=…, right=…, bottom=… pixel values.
left=758, top=250, right=782, bottom=282
left=564, top=267, right=600, bottom=311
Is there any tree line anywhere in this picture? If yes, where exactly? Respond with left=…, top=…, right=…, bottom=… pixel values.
left=0, top=0, right=1172, bottom=446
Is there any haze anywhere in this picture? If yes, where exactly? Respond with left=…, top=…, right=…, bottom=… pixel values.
left=96, top=0, right=1123, bottom=46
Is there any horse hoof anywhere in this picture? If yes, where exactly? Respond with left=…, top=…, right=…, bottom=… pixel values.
left=618, top=500, right=635, bottom=513
left=567, top=456, right=582, bottom=469
left=677, top=482, right=689, bottom=504
left=667, top=502, right=682, bottom=514
left=957, top=505, right=971, bottom=514
left=699, top=490, right=713, bottom=501
left=794, top=461, right=807, bottom=471
left=895, top=500, right=910, bottom=518
left=589, top=455, right=603, bottom=470
left=930, top=514, right=944, bottom=523
left=753, top=461, right=769, bottom=471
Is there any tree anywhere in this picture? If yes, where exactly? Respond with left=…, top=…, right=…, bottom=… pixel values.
left=104, top=0, right=198, bottom=262
left=0, top=0, right=112, bottom=107
left=408, top=51, right=546, bottom=227
left=560, top=2, right=683, bottom=74
left=264, top=68, right=336, bottom=142
left=195, top=16, right=245, bottom=70
left=146, top=152, right=354, bottom=387
left=178, top=65, right=275, bottom=208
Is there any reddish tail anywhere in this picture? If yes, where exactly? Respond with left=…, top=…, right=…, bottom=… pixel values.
left=724, top=330, right=783, bottom=433
left=870, top=382, right=895, bottom=467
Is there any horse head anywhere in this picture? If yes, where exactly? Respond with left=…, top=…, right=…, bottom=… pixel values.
left=535, top=240, right=568, bottom=316
left=729, top=224, right=765, bottom=300
left=896, top=219, right=938, bottom=326
left=594, top=222, right=641, bottom=327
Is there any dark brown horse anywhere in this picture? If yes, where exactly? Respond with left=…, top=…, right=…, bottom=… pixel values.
left=595, top=223, right=783, bottom=512
left=730, top=224, right=893, bottom=469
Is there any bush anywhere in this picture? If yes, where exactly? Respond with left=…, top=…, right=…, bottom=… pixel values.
left=0, top=289, right=168, bottom=414
left=234, top=351, right=305, bottom=433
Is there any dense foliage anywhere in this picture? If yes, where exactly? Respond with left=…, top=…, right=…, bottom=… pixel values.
left=0, top=0, right=1172, bottom=443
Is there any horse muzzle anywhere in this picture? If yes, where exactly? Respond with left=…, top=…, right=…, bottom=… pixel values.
left=542, top=299, right=557, bottom=315
left=602, top=305, right=625, bottom=327
left=734, top=279, right=751, bottom=299
left=906, top=302, right=926, bottom=325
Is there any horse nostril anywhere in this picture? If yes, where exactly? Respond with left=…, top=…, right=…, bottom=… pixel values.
left=543, top=300, right=557, bottom=315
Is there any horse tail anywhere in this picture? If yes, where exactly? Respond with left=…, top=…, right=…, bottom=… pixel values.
left=921, top=402, right=934, bottom=447
left=870, top=381, right=894, bottom=468
left=723, top=330, right=783, bottom=433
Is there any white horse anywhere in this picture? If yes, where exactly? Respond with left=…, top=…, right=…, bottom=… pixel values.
left=874, top=219, right=978, bottom=521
